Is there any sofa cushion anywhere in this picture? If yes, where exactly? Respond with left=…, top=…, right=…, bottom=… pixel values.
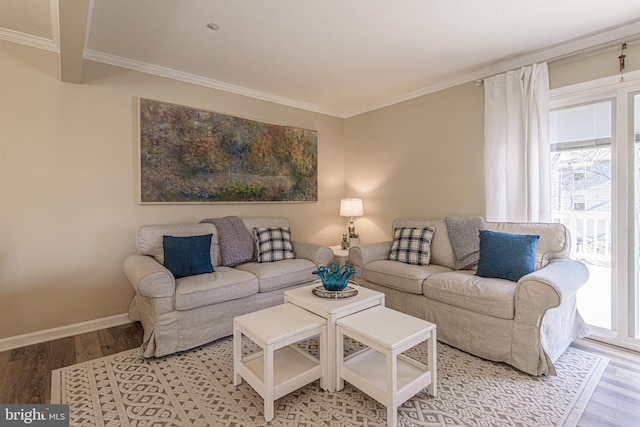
left=163, top=234, right=214, bottom=279
left=391, top=220, right=571, bottom=271
left=423, top=270, right=516, bottom=319
left=253, top=227, right=296, bottom=262
left=363, top=260, right=453, bottom=294
left=476, top=230, right=540, bottom=282
left=235, top=259, right=317, bottom=292
left=137, top=223, right=222, bottom=267
left=388, top=227, right=435, bottom=265
left=391, top=219, right=457, bottom=269
left=174, top=267, right=259, bottom=310
left=486, top=222, right=569, bottom=269
left=241, top=216, right=291, bottom=231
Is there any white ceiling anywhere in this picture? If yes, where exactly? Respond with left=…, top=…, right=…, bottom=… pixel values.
left=3, top=0, right=640, bottom=117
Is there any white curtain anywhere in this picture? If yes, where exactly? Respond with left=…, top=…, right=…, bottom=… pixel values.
left=484, top=62, right=551, bottom=222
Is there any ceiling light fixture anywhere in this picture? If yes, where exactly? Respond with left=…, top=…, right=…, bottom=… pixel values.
left=206, top=23, right=220, bottom=31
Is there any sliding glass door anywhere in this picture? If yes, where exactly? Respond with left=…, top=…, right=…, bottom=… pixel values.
left=550, top=80, right=640, bottom=350
left=550, top=100, right=614, bottom=330
left=633, top=93, right=640, bottom=339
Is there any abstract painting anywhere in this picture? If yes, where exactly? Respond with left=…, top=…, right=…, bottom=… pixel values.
left=138, top=98, right=318, bottom=203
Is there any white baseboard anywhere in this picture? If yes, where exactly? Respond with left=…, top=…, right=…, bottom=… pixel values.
left=0, top=314, right=134, bottom=352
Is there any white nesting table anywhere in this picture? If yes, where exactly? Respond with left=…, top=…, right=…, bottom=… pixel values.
left=336, top=306, right=437, bottom=427
left=284, top=282, right=385, bottom=392
left=233, top=303, right=327, bottom=422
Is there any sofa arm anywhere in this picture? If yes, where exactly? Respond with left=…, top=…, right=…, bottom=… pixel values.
left=123, top=254, right=176, bottom=298
left=349, top=241, right=392, bottom=271
left=292, top=241, right=334, bottom=266
left=515, top=258, right=589, bottom=321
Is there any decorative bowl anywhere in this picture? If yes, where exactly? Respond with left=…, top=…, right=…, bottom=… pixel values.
left=312, top=263, right=357, bottom=292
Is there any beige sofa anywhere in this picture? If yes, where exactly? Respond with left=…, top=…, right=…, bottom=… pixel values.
left=349, top=219, right=590, bottom=376
left=123, top=217, right=333, bottom=357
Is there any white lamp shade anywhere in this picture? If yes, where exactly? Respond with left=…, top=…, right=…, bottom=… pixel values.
left=340, top=198, right=364, bottom=217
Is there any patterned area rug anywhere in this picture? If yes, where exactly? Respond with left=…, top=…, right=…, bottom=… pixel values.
left=51, top=337, right=608, bottom=427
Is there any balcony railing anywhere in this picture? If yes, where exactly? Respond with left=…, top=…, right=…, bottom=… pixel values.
left=552, top=211, right=611, bottom=265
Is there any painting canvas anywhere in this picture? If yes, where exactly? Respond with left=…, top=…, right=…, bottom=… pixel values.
left=138, top=98, right=318, bottom=203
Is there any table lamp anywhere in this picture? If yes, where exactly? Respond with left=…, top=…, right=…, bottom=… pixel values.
left=340, top=198, right=364, bottom=245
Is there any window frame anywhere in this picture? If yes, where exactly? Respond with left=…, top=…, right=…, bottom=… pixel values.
left=550, top=69, right=640, bottom=352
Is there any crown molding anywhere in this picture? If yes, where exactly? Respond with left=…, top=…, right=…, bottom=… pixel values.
left=0, top=0, right=60, bottom=53
left=0, top=27, right=59, bottom=53
left=8, top=8, right=638, bottom=118
left=342, top=19, right=640, bottom=118
left=83, top=49, right=340, bottom=117
left=483, top=19, right=640, bottom=77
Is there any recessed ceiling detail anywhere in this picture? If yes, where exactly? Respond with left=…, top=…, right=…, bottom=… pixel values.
left=2, top=0, right=640, bottom=117
left=0, top=0, right=59, bottom=52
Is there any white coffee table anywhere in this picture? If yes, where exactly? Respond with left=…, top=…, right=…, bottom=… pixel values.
left=284, top=281, right=385, bottom=392
left=336, top=306, right=437, bottom=427
left=233, top=304, right=327, bottom=422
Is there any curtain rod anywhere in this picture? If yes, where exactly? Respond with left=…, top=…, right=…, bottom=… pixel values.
left=475, top=35, right=640, bottom=87
left=547, top=35, right=640, bottom=66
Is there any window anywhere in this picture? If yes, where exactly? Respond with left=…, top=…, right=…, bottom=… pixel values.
left=550, top=71, right=640, bottom=351
left=550, top=100, right=613, bottom=330
left=572, top=194, right=586, bottom=211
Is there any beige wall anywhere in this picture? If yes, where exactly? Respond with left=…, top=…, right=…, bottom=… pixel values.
left=344, top=37, right=640, bottom=244
left=2, top=34, right=639, bottom=341
left=0, top=40, right=345, bottom=339
left=344, top=84, right=485, bottom=242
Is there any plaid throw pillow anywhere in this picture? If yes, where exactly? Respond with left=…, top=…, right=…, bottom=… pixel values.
left=388, top=227, right=435, bottom=266
left=253, top=227, right=295, bottom=263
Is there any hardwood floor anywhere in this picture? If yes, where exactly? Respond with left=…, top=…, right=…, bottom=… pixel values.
left=571, top=339, right=640, bottom=427
left=0, top=323, right=638, bottom=426
left=0, top=322, right=144, bottom=405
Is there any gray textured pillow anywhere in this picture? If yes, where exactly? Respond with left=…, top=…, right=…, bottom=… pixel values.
left=205, top=216, right=254, bottom=267
left=445, top=216, right=486, bottom=270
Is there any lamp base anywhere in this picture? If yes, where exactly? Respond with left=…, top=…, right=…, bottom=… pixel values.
left=348, top=217, right=356, bottom=236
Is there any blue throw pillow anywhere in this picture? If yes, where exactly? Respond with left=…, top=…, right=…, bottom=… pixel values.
left=476, top=230, right=540, bottom=282
left=163, top=234, right=214, bottom=279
